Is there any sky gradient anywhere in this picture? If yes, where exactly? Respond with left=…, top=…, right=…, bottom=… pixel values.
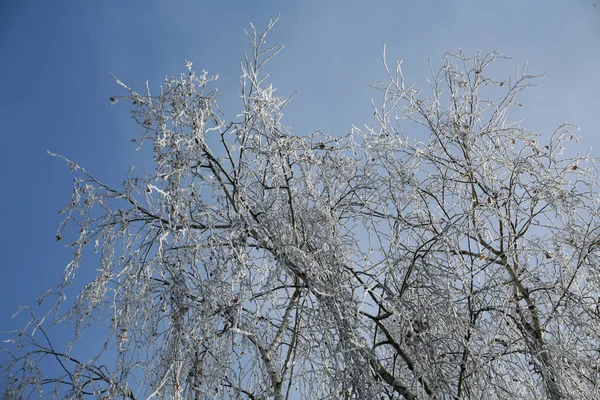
left=1, top=0, right=599, bottom=393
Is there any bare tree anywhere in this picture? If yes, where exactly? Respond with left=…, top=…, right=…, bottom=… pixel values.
left=3, top=16, right=600, bottom=399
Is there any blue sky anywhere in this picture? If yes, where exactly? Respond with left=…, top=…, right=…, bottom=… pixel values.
left=1, top=0, right=598, bottom=393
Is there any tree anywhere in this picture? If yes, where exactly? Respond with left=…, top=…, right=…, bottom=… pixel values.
left=3, top=16, right=600, bottom=399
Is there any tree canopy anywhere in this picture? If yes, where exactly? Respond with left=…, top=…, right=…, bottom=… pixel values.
left=3, top=17, right=600, bottom=400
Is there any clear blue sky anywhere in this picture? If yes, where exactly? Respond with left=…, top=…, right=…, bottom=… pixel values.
left=1, top=0, right=598, bottom=392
